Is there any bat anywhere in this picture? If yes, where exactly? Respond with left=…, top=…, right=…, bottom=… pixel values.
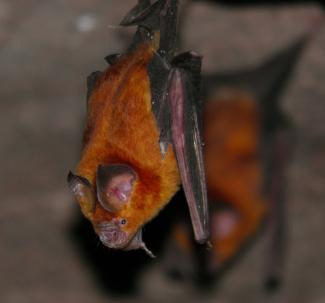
left=206, top=9, right=322, bottom=286
left=205, top=33, right=312, bottom=287
left=67, top=0, right=209, bottom=257
left=165, top=30, right=315, bottom=286
left=203, top=91, right=266, bottom=267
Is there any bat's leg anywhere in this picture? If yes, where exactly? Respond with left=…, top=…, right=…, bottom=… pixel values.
left=264, top=129, right=292, bottom=291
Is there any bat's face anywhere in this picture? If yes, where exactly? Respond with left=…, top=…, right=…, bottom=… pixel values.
left=68, top=164, right=148, bottom=251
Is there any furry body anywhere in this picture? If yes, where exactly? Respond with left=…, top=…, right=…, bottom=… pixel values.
left=77, top=43, right=180, bottom=236
left=204, top=92, right=266, bottom=265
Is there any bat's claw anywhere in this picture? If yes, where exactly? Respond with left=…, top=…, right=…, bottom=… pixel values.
left=140, top=242, right=156, bottom=258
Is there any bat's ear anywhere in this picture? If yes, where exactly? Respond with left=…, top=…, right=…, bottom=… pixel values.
left=96, top=164, right=137, bottom=213
left=67, top=171, right=95, bottom=220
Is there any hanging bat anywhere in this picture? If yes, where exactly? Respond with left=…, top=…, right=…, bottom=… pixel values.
left=165, top=29, right=316, bottom=286
left=203, top=31, right=314, bottom=281
left=67, top=0, right=209, bottom=257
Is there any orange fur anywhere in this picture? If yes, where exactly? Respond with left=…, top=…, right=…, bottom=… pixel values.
left=203, top=91, right=267, bottom=265
left=76, top=43, right=180, bottom=234
left=75, top=40, right=265, bottom=266
left=169, top=91, right=267, bottom=267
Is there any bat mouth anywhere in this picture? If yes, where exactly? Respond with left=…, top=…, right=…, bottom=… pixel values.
left=96, top=221, right=130, bottom=249
left=95, top=222, right=155, bottom=257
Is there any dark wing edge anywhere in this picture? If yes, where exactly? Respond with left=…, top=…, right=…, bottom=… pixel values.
left=167, top=65, right=209, bottom=244
left=263, top=128, right=295, bottom=290
left=202, top=33, right=312, bottom=133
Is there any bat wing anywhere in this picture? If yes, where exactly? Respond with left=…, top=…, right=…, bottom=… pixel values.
left=203, top=34, right=310, bottom=132
left=167, top=54, right=209, bottom=243
left=120, top=0, right=210, bottom=243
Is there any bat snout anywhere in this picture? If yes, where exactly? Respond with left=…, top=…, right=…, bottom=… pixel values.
left=95, top=222, right=154, bottom=257
left=96, top=221, right=130, bottom=249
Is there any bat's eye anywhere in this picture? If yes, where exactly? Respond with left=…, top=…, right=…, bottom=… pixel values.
left=120, top=218, right=127, bottom=225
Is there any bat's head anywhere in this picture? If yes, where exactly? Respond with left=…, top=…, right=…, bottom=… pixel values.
left=68, top=164, right=155, bottom=257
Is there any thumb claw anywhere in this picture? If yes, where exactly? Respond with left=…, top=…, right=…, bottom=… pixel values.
left=140, top=242, right=156, bottom=258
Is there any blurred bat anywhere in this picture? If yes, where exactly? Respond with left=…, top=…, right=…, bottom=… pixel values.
left=166, top=30, right=315, bottom=287
left=203, top=32, right=311, bottom=283
left=67, top=0, right=209, bottom=257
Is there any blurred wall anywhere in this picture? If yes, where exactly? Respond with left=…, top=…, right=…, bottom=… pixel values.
left=1, top=1, right=325, bottom=302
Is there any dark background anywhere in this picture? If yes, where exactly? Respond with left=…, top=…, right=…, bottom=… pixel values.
left=1, top=0, right=325, bottom=302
